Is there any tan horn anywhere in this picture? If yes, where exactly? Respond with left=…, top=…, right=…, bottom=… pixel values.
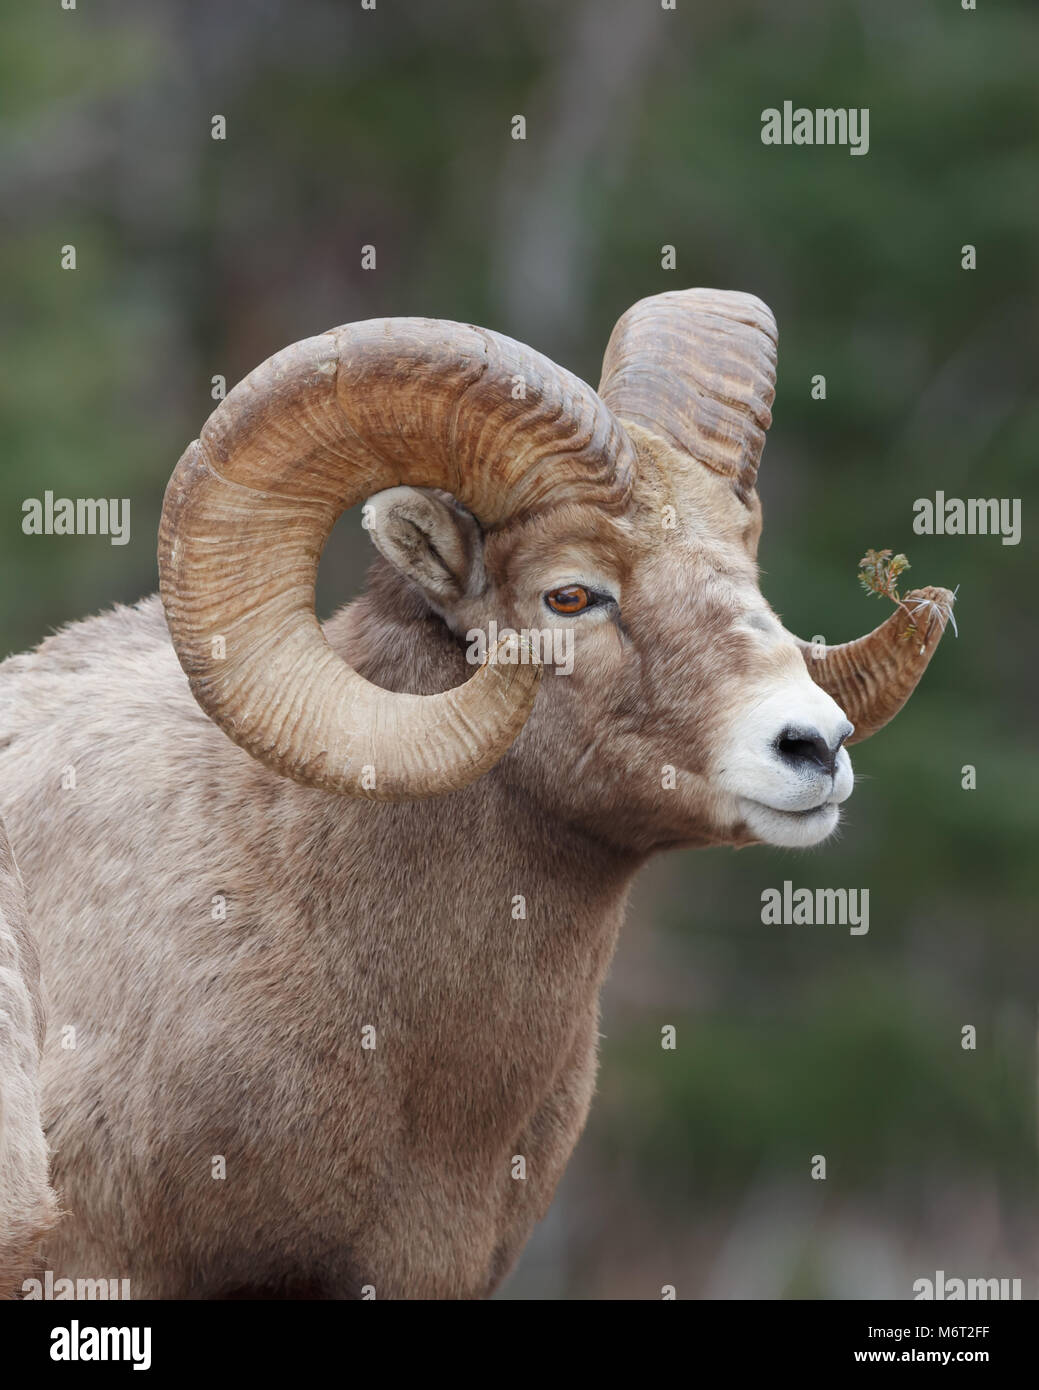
left=597, top=288, right=777, bottom=505
left=794, top=586, right=956, bottom=743
left=158, top=318, right=635, bottom=800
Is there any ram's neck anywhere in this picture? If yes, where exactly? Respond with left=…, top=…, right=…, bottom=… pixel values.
left=222, top=568, right=643, bottom=1172
left=302, top=563, right=644, bottom=990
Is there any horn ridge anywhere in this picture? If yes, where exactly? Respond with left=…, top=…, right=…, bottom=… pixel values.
left=598, top=288, right=777, bottom=504
left=159, top=319, right=633, bottom=799
left=793, top=586, right=955, bottom=743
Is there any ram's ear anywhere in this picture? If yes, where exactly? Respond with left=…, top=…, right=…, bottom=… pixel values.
left=363, top=487, right=485, bottom=606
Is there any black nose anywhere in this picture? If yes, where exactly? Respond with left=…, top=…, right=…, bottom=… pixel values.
left=774, top=726, right=850, bottom=778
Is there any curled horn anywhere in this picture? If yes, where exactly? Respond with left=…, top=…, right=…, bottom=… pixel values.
left=598, top=288, right=777, bottom=505
left=159, top=318, right=635, bottom=800
left=793, top=587, right=956, bottom=743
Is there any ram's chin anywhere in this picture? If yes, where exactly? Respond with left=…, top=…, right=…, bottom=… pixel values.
left=737, top=797, right=841, bottom=849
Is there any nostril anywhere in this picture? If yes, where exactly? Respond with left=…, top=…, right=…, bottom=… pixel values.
left=775, top=726, right=841, bottom=777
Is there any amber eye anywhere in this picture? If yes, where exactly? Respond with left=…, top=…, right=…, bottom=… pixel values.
left=546, top=585, right=591, bottom=615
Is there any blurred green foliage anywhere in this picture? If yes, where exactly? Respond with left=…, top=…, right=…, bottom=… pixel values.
left=2, top=0, right=1036, bottom=1296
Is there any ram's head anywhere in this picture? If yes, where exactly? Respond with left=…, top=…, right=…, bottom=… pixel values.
left=158, top=290, right=953, bottom=852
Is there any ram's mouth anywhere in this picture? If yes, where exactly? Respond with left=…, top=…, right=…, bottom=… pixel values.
left=740, top=795, right=837, bottom=817
left=737, top=796, right=841, bottom=847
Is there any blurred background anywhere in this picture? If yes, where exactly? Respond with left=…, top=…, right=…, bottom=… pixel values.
left=2, top=0, right=1036, bottom=1298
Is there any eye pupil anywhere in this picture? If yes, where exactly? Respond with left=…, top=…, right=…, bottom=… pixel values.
left=547, top=585, right=589, bottom=614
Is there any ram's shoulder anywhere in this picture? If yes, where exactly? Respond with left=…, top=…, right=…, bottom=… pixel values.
left=0, top=594, right=199, bottom=734
left=10, top=593, right=168, bottom=667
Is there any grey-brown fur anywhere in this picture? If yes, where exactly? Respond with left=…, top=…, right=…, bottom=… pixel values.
left=0, top=359, right=944, bottom=1298
left=0, top=817, right=58, bottom=1296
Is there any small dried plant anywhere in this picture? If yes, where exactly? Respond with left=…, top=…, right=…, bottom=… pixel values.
left=857, top=548, right=958, bottom=651
left=858, top=547, right=909, bottom=602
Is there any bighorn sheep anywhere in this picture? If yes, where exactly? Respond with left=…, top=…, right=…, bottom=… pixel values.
left=0, top=816, right=57, bottom=1296
left=0, top=290, right=952, bottom=1299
